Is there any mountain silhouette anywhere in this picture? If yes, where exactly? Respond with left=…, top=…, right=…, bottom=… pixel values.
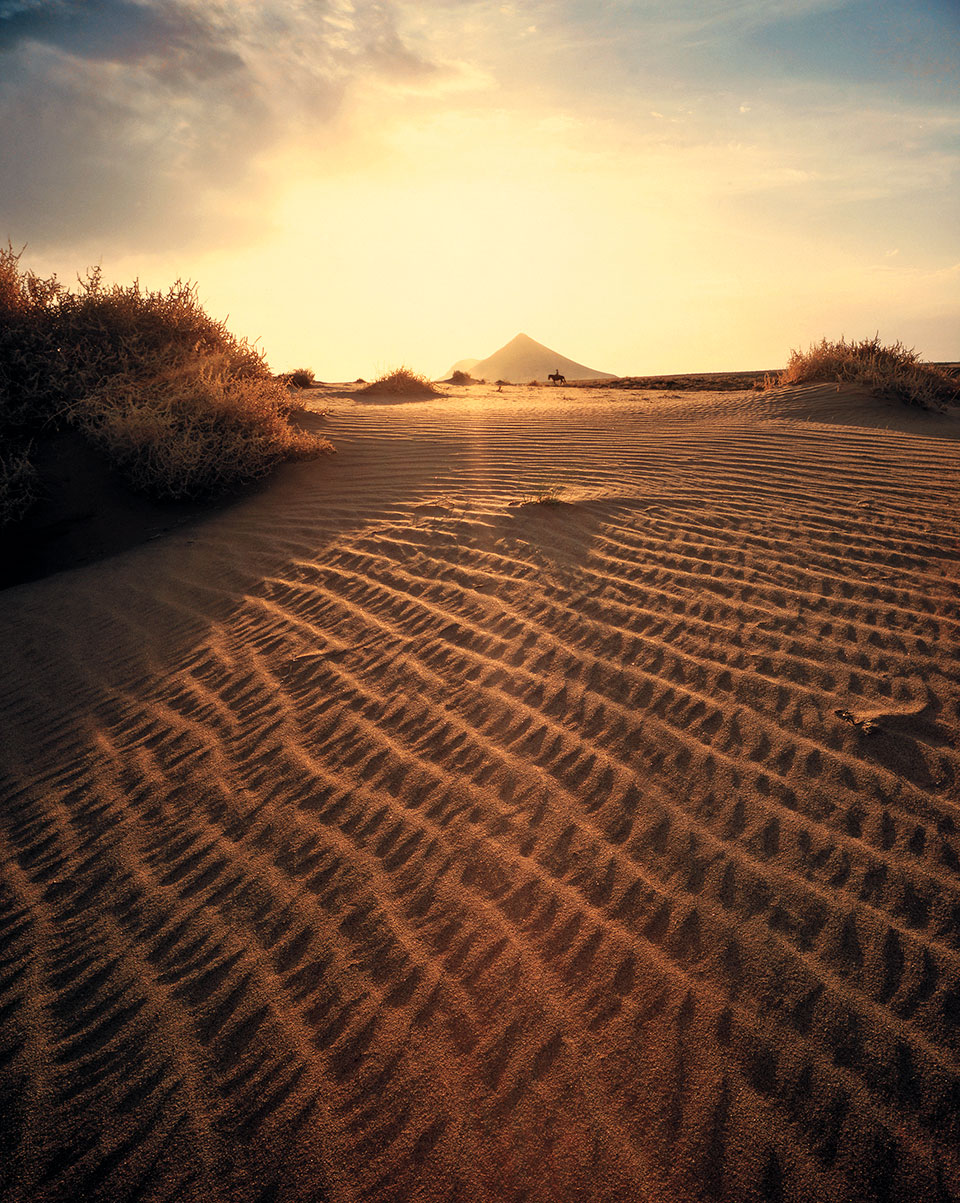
left=445, top=334, right=613, bottom=383
left=445, top=357, right=480, bottom=378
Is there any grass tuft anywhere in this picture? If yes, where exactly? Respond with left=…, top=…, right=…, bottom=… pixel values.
left=520, top=484, right=565, bottom=506
left=770, top=335, right=959, bottom=411
left=281, top=368, right=316, bottom=389
left=447, top=370, right=474, bottom=385
left=360, top=367, right=440, bottom=397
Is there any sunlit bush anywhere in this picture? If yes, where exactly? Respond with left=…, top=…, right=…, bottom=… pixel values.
left=360, top=366, right=440, bottom=396
left=74, top=356, right=324, bottom=500
left=281, top=368, right=316, bottom=389
left=0, top=245, right=330, bottom=521
left=773, top=335, right=958, bottom=411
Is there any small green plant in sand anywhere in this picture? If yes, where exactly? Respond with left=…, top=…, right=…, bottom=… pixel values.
left=0, top=244, right=330, bottom=518
left=360, top=367, right=440, bottom=397
left=769, top=335, right=959, bottom=411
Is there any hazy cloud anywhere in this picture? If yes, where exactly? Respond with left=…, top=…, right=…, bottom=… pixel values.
left=0, top=0, right=240, bottom=75
left=3, top=0, right=957, bottom=288
left=0, top=0, right=441, bottom=248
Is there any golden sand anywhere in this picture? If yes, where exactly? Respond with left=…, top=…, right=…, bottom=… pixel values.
left=1, top=382, right=958, bottom=1202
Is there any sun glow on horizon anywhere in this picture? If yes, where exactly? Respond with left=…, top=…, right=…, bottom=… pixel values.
left=7, top=1, right=958, bottom=380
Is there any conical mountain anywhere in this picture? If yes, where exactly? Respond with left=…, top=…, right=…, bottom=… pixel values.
left=447, top=333, right=613, bottom=384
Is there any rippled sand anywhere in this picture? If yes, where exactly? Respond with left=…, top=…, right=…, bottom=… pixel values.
left=1, top=382, right=958, bottom=1202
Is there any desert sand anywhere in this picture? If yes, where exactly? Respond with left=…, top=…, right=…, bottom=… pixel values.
left=0, top=381, right=958, bottom=1203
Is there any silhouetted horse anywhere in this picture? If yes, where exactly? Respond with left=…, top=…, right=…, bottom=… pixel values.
left=548, top=369, right=566, bottom=384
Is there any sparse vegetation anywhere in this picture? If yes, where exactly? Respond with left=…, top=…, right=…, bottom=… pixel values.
left=282, top=368, right=316, bottom=389
left=0, top=245, right=330, bottom=520
left=0, top=445, right=36, bottom=526
left=448, top=370, right=474, bottom=385
left=521, top=484, right=565, bottom=505
left=360, top=367, right=440, bottom=397
left=73, top=360, right=323, bottom=500
left=771, top=336, right=959, bottom=411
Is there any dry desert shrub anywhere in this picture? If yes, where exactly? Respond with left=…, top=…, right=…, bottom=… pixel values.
left=1, top=246, right=67, bottom=519
left=360, top=367, right=440, bottom=397
left=57, top=269, right=266, bottom=389
left=525, top=484, right=565, bottom=505
left=281, top=368, right=316, bottom=389
left=448, top=370, right=474, bottom=385
left=1, top=248, right=265, bottom=419
left=773, top=335, right=959, bottom=411
left=0, top=445, right=36, bottom=526
left=0, top=244, right=64, bottom=429
left=0, top=245, right=330, bottom=520
left=73, top=357, right=328, bottom=500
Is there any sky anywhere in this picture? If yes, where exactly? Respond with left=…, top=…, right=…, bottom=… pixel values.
left=1, top=0, right=958, bottom=378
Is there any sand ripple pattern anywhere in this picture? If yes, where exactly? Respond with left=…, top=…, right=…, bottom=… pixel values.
left=1, top=385, right=959, bottom=1202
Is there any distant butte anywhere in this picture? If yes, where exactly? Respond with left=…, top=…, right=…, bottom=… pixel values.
left=445, top=333, right=614, bottom=383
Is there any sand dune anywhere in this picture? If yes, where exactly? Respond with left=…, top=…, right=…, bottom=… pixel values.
left=1, top=382, right=958, bottom=1203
